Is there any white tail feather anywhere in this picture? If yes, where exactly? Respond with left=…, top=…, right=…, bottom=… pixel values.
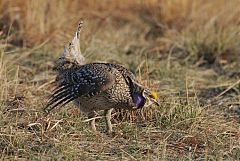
left=61, top=20, right=85, bottom=65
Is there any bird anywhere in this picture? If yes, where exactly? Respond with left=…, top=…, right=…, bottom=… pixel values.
left=44, top=21, right=159, bottom=133
left=44, top=62, right=159, bottom=133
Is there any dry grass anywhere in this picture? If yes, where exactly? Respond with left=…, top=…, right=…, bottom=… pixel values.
left=0, top=0, right=240, bottom=160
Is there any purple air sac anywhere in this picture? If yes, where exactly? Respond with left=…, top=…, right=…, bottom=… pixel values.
left=132, top=93, right=146, bottom=109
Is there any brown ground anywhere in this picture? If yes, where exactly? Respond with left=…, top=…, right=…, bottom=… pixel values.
left=0, top=0, right=239, bottom=160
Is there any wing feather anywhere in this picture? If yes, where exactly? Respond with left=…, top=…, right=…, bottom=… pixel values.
left=44, top=64, right=116, bottom=113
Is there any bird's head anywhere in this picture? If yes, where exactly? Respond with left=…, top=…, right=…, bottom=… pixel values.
left=132, top=88, right=160, bottom=109
left=126, top=75, right=160, bottom=109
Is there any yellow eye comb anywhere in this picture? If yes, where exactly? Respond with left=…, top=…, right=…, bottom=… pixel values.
left=151, top=91, right=158, bottom=100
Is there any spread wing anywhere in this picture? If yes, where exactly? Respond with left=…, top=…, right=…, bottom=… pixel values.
left=44, top=64, right=115, bottom=113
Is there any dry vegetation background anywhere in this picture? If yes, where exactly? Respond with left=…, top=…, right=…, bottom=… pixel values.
left=0, top=0, right=240, bottom=160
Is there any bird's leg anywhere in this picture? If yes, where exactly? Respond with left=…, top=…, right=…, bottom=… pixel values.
left=88, top=112, right=96, bottom=131
left=104, top=108, right=113, bottom=133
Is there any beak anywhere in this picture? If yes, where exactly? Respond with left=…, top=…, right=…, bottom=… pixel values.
left=143, top=90, right=160, bottom=107
left=150, top=98, right=160, bottom=106
left=145, top=98, right=160, bottom=108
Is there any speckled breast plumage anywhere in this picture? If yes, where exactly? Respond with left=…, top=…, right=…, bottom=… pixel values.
left=44, top=62, right=141, bottom=113
left=73, top=65, right=135, bottom=113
